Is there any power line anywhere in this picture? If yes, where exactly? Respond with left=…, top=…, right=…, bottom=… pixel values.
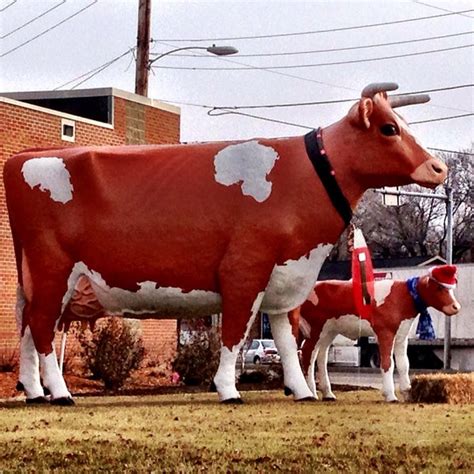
left=428, top=147, right=474, bottom=156
left=0, top=0, right=17, bottom=13
left=410, top=113, right=474, bottom=125
left=0, top=0, right=97, bottom=58
left=412, top=0, right=474, bottom=18
left=156, top=8, right=474, bottom=42
left=204, top=107, right=474, bottom=131
left=153, top=39, right=358, bottom=93
left=151, top=31, right=473, bottom=58
left=207, top=84, right=473, bottom=111
left=1, top=0, right=66, bottom=40
left=54, top=48, right=135, bottom=90
left=151, top=43, right=473, bottom=70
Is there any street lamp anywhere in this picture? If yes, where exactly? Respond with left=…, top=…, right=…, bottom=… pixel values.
left=148, top=44, right=238, bottom=69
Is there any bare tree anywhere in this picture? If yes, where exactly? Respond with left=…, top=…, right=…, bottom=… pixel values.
left=335, top=147, right=474, bottom=263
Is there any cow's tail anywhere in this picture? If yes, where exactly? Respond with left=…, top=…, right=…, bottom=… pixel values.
left=9, top=224, right=27, bottom=334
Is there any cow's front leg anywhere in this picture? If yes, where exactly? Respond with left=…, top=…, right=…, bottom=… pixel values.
left=377, top=330, right=397, bottom=402
left=271, top=313, right=314, bottom=401
left=214, top=291, right=265, bottom=403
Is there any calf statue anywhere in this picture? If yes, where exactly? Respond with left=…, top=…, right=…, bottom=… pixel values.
left=296, top=265, right=460, bottom=402
left=3, top=83, right=447, bottom=404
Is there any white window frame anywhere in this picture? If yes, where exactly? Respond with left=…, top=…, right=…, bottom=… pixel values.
left=61, top=118, right=76, bottom=142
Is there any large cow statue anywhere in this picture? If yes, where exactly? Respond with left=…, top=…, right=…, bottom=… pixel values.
left=296, top=265, right=460, bottom=402
left=3, top=83, right=447, bottom=404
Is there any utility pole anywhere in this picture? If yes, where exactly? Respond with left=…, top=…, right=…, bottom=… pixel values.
left=135, top=0, right=151, bottom=96
left=376, top=187, right=454, bottom=369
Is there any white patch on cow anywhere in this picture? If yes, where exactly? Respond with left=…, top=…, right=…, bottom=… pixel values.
left=61, top=262, right=222, bottom=318
left=262, top=243, right=333, bottom=313
left=308, top=289, right=319, bottom=306
left=330, top=315, right=374, bottom=340
left=22, top=157, right=73, bottom=203
left=374, top=280, right=394, bottom=307
left=299, top=316, right=312, bottom=339
left=393, top=318, right=416, bottom=395
left=214, top=141, right=279, bottom=202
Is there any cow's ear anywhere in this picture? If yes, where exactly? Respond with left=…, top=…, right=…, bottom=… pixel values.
left=349, top=98, right=373, bottom=129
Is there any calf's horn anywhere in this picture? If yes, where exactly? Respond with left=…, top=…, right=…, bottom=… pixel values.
left=361, top=82, right=399, bottom=98
left=389, top=94, right=431, bottom=108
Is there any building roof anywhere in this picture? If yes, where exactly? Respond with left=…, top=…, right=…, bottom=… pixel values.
left=0, top=87, right=180, bottom=125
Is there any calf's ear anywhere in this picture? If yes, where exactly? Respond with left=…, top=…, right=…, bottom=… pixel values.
left=349, top=98, right=373, bottom=129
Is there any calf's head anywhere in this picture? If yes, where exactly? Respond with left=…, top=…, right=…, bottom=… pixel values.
left=418, top=265, right=461, bottom=316
left=339, top=83, right=447, bottom=189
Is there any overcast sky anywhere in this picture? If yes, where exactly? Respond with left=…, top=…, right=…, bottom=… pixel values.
left=1, top=0, right=473, bottom=152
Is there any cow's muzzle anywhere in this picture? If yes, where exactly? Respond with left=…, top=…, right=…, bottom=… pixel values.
left=410, top=158, right=447, bottom=188
left=443, top=301, right=461, bottom=316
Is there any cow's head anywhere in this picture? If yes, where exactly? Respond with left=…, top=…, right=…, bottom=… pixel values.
left=340, top=83, right=447, bottom=189
left=417, top=265, right=461, bottom=316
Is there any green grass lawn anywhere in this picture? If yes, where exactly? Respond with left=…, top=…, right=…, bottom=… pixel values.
left=0, top=390, right=472, bottom=473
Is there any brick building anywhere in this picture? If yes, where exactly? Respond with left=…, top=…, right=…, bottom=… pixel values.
left=0, top=87, right=181, bottom=361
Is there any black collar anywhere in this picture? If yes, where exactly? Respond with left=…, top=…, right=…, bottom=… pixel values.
left=304, top=128, right=353, bottom=227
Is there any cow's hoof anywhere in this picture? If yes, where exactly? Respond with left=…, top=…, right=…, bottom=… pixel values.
left=26, top=396, right=49, bottom=404
left=322, top=397, right=337, bottom=402
left=284, top=386, right=293, bottom=396
left=221, top=398, right=244, bottom=405
left=16, top=382, right=25, bottom=392
left=388, top=399, right=399, bottom=404
left=295, top=396, right=317, bottom=403
left=209, top=381, right=217, bottom=392
left=51, top=397, right=75, bottom=406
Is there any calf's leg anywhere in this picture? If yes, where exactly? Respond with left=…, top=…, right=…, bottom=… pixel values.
left=393, top=319, right=415, bottom=400
left=377, top=330, right=397, bottom=402
left=316, top=334, right=337, bottom=401
left=303, top=339, right=319, bottom=398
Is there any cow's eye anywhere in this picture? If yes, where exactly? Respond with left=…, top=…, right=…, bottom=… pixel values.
left=380, top=124, right=399, bottom=136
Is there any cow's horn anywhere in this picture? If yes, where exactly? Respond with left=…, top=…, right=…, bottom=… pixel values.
left=389, top=94, right=431, bottom=108
left=361, top=82, right=399, bottom=98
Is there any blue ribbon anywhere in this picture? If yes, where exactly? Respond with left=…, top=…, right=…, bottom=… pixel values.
left=406, top=277, right=436, bottom=340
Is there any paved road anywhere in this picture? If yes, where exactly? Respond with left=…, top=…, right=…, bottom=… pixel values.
left=328, top=368, right=384, bottom=389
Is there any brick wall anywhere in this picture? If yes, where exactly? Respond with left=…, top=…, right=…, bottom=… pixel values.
left=0, top=94, right=180, bottom=361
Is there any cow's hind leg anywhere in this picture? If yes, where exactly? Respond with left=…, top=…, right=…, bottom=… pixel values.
left=271, top=313, right=315, bottom=401
left=25, top=263, right=75, bottom=405
left=16, top=287, right=47, bottom=403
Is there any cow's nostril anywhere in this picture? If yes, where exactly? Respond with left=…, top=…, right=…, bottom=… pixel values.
left=431, top=163, right=443, bottom=174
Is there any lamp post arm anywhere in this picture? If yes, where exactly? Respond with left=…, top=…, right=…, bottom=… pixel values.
left=148, top=46, right=208, bottom=69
